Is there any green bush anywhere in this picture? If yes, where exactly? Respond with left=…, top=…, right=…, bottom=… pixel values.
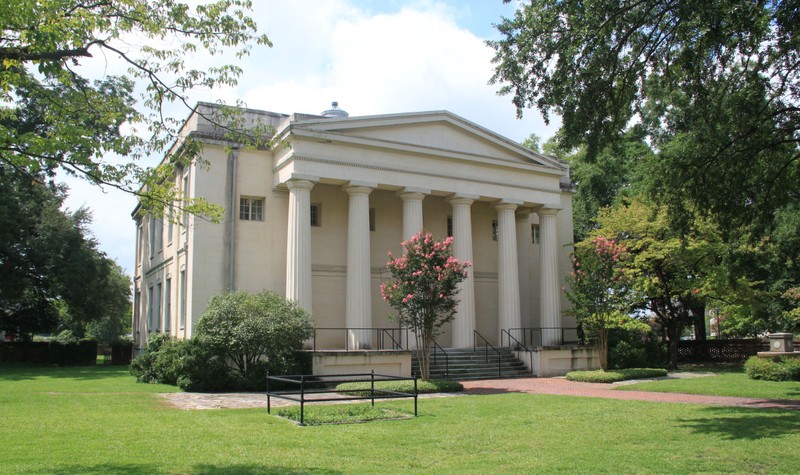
left=565, top=368, right=668, bottom=383
left=130, top=333, right=172, bottom=383
left=48, top=340, right=97, bottom=365
left=608, top=326, right=667, bottom=369
left=744, top=356, right=800, bottom=381
left=336, top=379, right=463, bottom=395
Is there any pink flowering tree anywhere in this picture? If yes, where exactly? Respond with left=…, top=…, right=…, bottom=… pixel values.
left=566, top=236, right=635, bottom=369
left=381, top=232, right=471, bottom=380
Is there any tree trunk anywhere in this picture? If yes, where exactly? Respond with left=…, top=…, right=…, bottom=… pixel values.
left=597, top=328, right=609, bottom=370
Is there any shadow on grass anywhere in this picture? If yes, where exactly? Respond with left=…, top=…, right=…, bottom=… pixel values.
left=47, top=463, right=340, bottom=474
left=0, top=364, right=130, bottom=382
left=679, top=406, right=800, bottom=440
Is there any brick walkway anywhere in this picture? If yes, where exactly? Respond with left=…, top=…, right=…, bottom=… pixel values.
left=460, top=377, right=800, bottom=410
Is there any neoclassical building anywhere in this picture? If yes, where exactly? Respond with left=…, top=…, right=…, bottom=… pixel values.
left=132, top=102, right=590, bottom=374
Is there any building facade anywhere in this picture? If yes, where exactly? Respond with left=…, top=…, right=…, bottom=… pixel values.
left=132, top=103, right=578, bottom=357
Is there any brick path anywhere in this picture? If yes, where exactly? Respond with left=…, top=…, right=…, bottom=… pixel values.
left=460, top=377, right=800, bottom=410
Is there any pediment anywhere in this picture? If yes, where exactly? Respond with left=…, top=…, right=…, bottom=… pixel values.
left=288, top=111, right=563, bottom=171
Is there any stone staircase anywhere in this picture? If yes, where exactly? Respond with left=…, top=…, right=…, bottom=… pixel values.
left=411, top=347, right=532, bottom=380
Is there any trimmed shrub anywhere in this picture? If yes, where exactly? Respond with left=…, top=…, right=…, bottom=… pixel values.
left=130, top=333, right=172, bottom=383
left=336, top=379, right=463, bottom=395
left=565, top=368, right=668, bottom=383
left=744, top=356, right=800, bottom=381
left=608, top=326, right=667, bottom=369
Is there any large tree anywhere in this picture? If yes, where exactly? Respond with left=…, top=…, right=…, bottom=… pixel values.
left=1, top=1, right=271, bottom=218
left=0, top=169, right=131, bottom=339
left=490, top=0, right=800, bottom=236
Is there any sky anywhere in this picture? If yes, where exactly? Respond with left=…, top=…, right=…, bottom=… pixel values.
left=62, top=0, right=561, bottom=276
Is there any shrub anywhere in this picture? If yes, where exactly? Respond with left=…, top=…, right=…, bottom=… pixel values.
left=48, top=340, right=98, bottom=365
left=565, top=368, right=668, bottom=383
left=607, top=325, right=667, bottom=369
left=130, top=333, right=172, bottom=383
left=336, top=379, right=463, bottom=395
left=744, top=356, right=800, bottom=381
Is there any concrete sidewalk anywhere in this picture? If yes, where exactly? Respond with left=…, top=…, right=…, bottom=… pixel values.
left=460, top=377, right=800, bottom=410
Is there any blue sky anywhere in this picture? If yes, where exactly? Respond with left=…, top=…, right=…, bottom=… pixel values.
left=63, top=0, right=559, bottom=276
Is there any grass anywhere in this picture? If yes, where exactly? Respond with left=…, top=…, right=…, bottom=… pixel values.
left=620, top=366, right=800, bottom=400
left=275, top=404, right=410, bottom=425
left=336, top=379, right=463, bottom=395
left=3, top=364, right=800, bottom=473
left=566, top=368, right=668, bottom=383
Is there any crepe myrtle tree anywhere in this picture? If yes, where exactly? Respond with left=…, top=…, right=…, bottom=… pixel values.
left=567, top=236, right=636, bottom=370
left=381, top=232, right=470, bottom=380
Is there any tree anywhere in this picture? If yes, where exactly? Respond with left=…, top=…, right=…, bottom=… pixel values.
left=567, top=236, right=636, bottom=369
left=1, top=1, right=271, bottom=218
left=490, top=0, right=800, bottom=236
left=195, top=290, right=314, bottom=379
left=593, top=199, right=723, bottom=368
left=0, top=168, right=130, bottom=339
left=380, top=232, right=470, bottom=380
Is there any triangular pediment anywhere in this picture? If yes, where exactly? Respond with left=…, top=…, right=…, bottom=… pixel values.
left=288, top=111, right=563, bottom=171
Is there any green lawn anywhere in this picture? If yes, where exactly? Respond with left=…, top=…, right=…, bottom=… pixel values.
left=3, top=365, right=800, bottom=474
left=620, top=368, right=800, bottom=400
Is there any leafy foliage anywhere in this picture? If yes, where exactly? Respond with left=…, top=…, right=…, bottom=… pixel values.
left=0, top=170, right=131, bottom=339
left=565, top=368, right=668, bottom=383
left=1, top=0, right=271, bottom=217
left=744, top=356, right=800, bottom=382
left=195, top=290, right=314, bottom=379
left=567, top=235, right=636, bottom=369
left=490, top=0, right=800, bottom=234
left=380, top=232, right=470, bottom=380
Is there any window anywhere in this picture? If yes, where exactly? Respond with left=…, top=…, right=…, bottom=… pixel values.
left=369, top=207, right=376, bottom=232
left=149, top=217, right=156, bottom=257
left=447, top=216, right=453, bottom=237
left=240, top=197, right=264, bottom=221
left=491, top=220, right=498, bottom=241
left=164, top=278, right=172, bottom=333
left=167, top=208, right=174, bottom=244
left=310, top=203, right=321, bottom=227
left=134, top=290, right=141, bottom=334
left=179, top=269, right=187, bottom=330
left=531, top=223, right=540, bottom=244
left=155, top=282, right=162, bottom=332
left=147, top=286, right=154, bottom=331
left=182, top=172, right=190, bottom=233
left=136, top=223, right=143, bottom=265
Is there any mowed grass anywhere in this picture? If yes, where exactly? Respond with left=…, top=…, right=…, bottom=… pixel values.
left=3, top=365, right=800, bottom=474
left=620, top=367, right=800, bottom=400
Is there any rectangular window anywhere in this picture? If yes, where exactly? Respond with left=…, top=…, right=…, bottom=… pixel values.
left=531, top=223, right=540, bottom=244
left=182, top=173, right=190, bottom=234
left=147, top=286, right=154, bottom=331
left=369, top=208, right=376, bottom=232
left=492, top=220, right=498, bottom=241
left=239, top=197, right=264, bottom=221
left=167, top=208, right=174, bottom=244
left=179, top=269, right=187, bottom=330
left=136, top=223, right=143, bottom=266
left=134, top=290, right=141, bottom=335
left=155, top=282, right=162, bottom=332
left=164, top=278, right=172, bottom=333
left=149, top=217, right=156, bottom=257
left=447, top=216, right=453, bottom=237
left=310, top=203, right=321, bottom=227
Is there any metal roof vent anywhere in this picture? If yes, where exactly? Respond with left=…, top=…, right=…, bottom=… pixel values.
left=321, top=101, right=349, bottom=118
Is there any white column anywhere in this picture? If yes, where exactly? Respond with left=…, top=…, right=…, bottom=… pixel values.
left=516, top=209, right=532, bottom=340
left=345, top=183, right=374, bottom=349
left=449, top=196, right=477, bottom=348
left=496, top=202, right=522, bottom=345
left=399, top=189, right=427, bottom=240
left=286, top=179, right=315, bottom=314
left=538, top=208, right=561, bottom=346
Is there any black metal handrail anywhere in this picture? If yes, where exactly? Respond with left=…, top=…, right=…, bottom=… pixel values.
left=505, top=327, right=583, bottom=347
left=312, top=327, right=409, bottom=351
left=431, top=340, right=449, bottom=379
left=473, top=330, right=502, bottom=377
left=501, top=329, right=535, bottom=375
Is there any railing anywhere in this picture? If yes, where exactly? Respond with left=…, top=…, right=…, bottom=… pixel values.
left=312, top=327, right=410, bottom=351
left=501, top=329, right=534, bottom=375
left=431, top=340, right=450, bottom=379
left=504, top=327, right=583, bottom=347
left=266, top=371, right=418, bottom=426
left=474, top=330, right=502, bottom=378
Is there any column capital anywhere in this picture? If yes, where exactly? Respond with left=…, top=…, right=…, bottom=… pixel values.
left=343, top=184, right=374, bottom=196
left=515, top=208, right=532, bottom=220
left=398, top=191, right=427, bottom=201
left=537, top=207, right=561, bottom=217
left=494, top=201, right=521, bottom=212
left=397, top=187, right=430, bottom=197
left=448, top=193, right=478, bottom=206
left=285, top=178, right=316, bottom=191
